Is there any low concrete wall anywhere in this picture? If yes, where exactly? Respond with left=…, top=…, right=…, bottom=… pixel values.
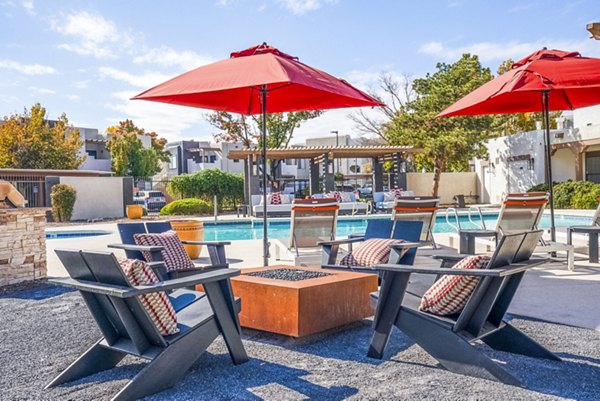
left=58, top=176, right=127, bottom=220
left=406, top=172, right=478, bottom=204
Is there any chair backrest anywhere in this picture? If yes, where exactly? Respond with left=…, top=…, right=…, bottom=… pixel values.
left=363, top=220, right=394, bottom=240
left=289, top=198, right=339, bottom=250
left=496, top=192, right=549, bottom=235
left=55, top=249, right=167, bottom=355
left=452, top=230, right=543, bottom=337
left=117, top=222, right=147, bottom=259
left=391, top=196, right=440, bottom=241
left=145, top=221, right=173, bottom=234
left=390, top=220, right=424, bottom=265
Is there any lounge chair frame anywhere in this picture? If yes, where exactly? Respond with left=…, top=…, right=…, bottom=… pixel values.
left=391, top=196, right=441, bottom=248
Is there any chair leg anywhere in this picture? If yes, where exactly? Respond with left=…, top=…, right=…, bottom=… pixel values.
left=398, top=312, right=521, bottom=386
left=46, top=340, right=125, bottom=388
left=482, top=324, right=561, bottom=361
left=203, top=280, right=249, bottom=365
left=112, top=320, right=221, bottom=401
left=367, top=271, right=410, bottom=359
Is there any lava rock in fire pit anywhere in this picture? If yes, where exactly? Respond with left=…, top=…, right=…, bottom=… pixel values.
left=245, top=268, right=332, bottom=281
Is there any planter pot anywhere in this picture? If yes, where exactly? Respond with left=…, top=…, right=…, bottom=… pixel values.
left=170, top=220, right=204, bottom=259
left=126, top=204, right=143, bottom=220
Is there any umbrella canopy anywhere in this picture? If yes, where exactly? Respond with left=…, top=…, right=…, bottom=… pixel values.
left=437, top=49, right=600, bottom=117
left=133, top=43, right=383, bottom=266
left=437, top=49, right=600, bottom=242
left=133, top=43, right=382, bottom=114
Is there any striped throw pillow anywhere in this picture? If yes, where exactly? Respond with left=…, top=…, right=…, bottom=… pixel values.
left=134, top=230, right=196, bottom=271
left=419, top=255, right=490, bottom=316
left=118, top=258, right=179, bottom=336
left=270, top=192, right=282, bottom=205
left=340, top=238, right=405, bottom=267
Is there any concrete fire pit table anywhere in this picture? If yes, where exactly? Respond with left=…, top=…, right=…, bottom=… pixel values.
left=230, top=265, right=378, bottom=337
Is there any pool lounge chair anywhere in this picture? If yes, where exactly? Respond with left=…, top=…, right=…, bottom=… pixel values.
left=48, top=249, right=248, bottom=401
left=272, top=198, right=339, bottom=266
left=391, top=196, right=440, bottom=248
left=320, top=220, right=424, bottom=271
left=368, top=230, right=559, bottom=385
left=251, top=194, right=294, bottom=217
left=453, top=192, right=574, bottom=270
left=567, top=200, right=600, bottom=263
left=373, top=190, right=414, bottom=212
left=312, top=192, right=370, bottom=215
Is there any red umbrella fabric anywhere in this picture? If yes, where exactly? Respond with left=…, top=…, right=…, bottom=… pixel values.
left=133, top=43, right=383, bottom=266
left=437, top=49, right=600, bottom=117
left=437, top=49, right=600, bottom=242
left=133, top=43, right=383, bottom=114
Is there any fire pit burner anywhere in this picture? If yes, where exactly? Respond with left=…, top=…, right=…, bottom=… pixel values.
left=244, top=268, right=332, bottom=281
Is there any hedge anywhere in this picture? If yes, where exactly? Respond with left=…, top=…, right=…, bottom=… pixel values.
left=50, top=184, right=77, bottom=222
left=528, top=180, right=600, bottom=209
left=160, top=198, right=212, bottom=215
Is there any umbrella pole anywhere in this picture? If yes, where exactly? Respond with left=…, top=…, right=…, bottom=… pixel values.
left=261, top=85, right=269, bottom=266
left=542, top=90, right=556, bottom=242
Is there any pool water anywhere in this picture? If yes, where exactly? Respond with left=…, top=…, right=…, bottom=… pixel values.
left=203, top=214, right=592, bottom=241
left=46, top=230, right=111, bottom=240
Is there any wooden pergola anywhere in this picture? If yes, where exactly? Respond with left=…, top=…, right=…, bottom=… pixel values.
left=228, top=145, right=423, bottom=198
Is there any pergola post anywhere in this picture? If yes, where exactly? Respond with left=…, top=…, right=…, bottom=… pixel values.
left=395, top=152, right=406, bottom=190
left=247, top=155, right=260, bottom=202
left=323, top=153, right=335, bottom=192
left=309, top=158, right=320, bottom=195
left=372, top=157, right=384, bottom=192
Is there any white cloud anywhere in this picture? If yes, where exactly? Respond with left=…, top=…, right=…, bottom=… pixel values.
left=28, top=86, right=55, bottom=94
left=105, top=90, right=212, bottom=141
left=418, top=38, right=600, bottom=62
left=133, top=46, right=214, bottom=70
left=72, top=80, right=89, bottom=89
left=21, top=0, right=33, bottom=14
left=276, top=0, right=337, bottom=15
left=66, top=94, right=80, bottom=101
left=50, top=11, right=134, bottom=59
left=0, top=59, right=56, bottom=75
left=99, top=66, right=171, bottom=89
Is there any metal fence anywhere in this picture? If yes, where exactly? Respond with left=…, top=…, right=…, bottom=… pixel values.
left=0, top=175, right=46, bottom=207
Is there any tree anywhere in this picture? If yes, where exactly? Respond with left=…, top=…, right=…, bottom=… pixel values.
left=207, top=110, right=322, bottom=189
left=493, top=59, right=561, bottom=135
left=385, top=54, right=496, bottom=196
left=0, top=103, right=84, bottom=169
left=105, top=120, right=170, bottom=179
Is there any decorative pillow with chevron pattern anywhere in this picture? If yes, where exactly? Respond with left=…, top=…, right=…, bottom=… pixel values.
left=134, top=230, right=195, bottom=271
left=419, top=255, right=490, bottom=316
left=340, top=238, right=405, bottom=267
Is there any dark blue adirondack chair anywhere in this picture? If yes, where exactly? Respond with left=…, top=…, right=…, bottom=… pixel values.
left=320, top=219, right=424, bottom=270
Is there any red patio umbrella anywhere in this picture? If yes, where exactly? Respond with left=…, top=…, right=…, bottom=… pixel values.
left=437, top=49, right=600, bottom=241
left=133, top=43, right=383, bottom=265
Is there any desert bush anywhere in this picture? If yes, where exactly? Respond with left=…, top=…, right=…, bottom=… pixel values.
left=50, top=184, right=77, bottom=222
left=167, top=169, right=244, bottom=210
left=160, top=198, right=212, bottom=215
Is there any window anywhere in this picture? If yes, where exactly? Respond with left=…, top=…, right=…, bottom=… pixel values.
left=86, top=150, right=97, bottom=158
left=210, top=155, right=217, bottom=163
left=233, top=159, right=240, bottom=163
left=169, top=154, right=177, bottom=169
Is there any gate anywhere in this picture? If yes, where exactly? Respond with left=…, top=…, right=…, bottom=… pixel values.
left=0, top=175, right=46, bottom=207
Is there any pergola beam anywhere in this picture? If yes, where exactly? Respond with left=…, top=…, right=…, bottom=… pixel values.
left=228, top=145, right=422, bottom=160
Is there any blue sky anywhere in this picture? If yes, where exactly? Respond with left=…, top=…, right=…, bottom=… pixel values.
left=1, top=0, right=598, bottom=144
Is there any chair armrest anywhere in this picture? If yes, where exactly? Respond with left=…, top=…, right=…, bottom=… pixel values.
left=108, top=243, right=164, bottom=253
left=373, top=259, right=546, bottom=277
left=317, top=237, right=365, bottom=246
left=389, top=241, right=428, bottom=250
left=348, top=234, right=366, bottom=240
left=181, top=240, right=231, bottom=246
left=50, top=268, right=241, bottom=298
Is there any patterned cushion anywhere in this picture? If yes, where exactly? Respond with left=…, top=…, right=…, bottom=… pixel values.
left=327, top=191, right=342, bottom=202
left=419, top=255, right=490, bottom=316
left=117, top=258, right=179, bottom=336
left=270, top=192, right=282, bottom=205
left=383, top=191, right=396, bottom=202
left=392, top=188, right=404, bottom=199
left=339, top=192, right=354, bottom=203
left=340, top=238, right=405, bottom=267
left=134, top=230, right=195, bottom=272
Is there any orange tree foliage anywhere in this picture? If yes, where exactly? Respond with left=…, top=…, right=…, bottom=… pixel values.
left=0, top=103, right=84, bottom=169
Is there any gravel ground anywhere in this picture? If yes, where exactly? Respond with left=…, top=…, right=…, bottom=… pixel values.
left=1, top=281, right=599, bottom=401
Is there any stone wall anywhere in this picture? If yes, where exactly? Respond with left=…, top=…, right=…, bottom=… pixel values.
left=0, top=208, right=47, bottom=286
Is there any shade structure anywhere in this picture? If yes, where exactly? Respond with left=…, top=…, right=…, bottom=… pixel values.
left=133, top=43, right=384, bottom=266
left=437, top=49, right=600, bottom=241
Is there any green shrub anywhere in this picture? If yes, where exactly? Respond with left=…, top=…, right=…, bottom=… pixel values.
left=570, top=181, right=600, bottom=209
left=160, top=198, right=212, bottom=215
left=50, top=184, right=77, bottom=222
left=527, top=183, right=548, bottom=192
left=167, top=169, right=244, bottom=211
left=553, top=180, right=579, bottom=209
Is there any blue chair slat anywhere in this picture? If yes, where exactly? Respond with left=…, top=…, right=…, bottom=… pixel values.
left=117, top=223, right=147, bottom=260
left=364, top=219, right=394, bottom=240
left=391, top=220, right=423, bottom=265
left=145, top=221, right=173, bottom=234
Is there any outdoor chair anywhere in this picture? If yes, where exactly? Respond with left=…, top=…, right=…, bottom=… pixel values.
left=319, top=220, right=424, bottom=272
left=391, top=196, right=440, bottom=248
left=367, top=230, right=560, bottom=385
left=272, top=198, right=339, bottom=266
left=114, top=222, right=230, bottom=279
left=567, top=200, right=600, bottom=264
left=453, top=192, right=574, bottom=270
left=47, top=248, right=248, bottom=401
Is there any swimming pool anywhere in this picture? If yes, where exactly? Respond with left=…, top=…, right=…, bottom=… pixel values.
left=202, top=214, right=593, bottom=241
left=46, top=230, right=112, bottom=240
